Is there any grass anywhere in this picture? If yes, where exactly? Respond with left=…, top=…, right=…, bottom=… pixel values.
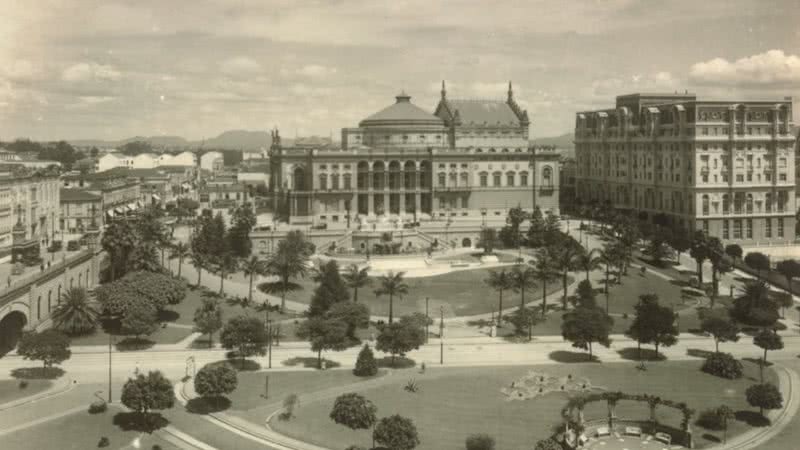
left=226, top=368, right=386, bottom=425
left=68, top=324, right=192, bottom=347
left=269, top=361, right=774, bottom=450
left=286, top=268, right=572, bottom=317
left=168, top=285, right=297, bottom=327
left=0, top=379, right=51, bottom=405
left=0, top=409, right=179, bottom=450
left=433, top=252, right=519, bottom=263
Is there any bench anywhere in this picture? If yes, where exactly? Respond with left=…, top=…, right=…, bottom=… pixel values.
left=654, top=432, right=671, bottom=445
left=595, top=427, right=611, bottom=438
left=625, top=426, right=642, bottom=437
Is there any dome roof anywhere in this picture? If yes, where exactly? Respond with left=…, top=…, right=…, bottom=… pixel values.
left=359, top=92, right=444, bottom=128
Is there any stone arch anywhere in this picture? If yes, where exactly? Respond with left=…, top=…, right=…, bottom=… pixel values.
left=462, top=237, right=472, bottom=248
left=0, top=309, right=28, bottom=354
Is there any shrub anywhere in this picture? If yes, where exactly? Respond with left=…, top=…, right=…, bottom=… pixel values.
left=67, top=240, right=80, bottom=251
left=18, top=380, right=28, bottom=389
left=98, top=437, right=110, bottom=447
left=152, top=446, right=163, bottom=450
left=696, top=408, right=724, bottom=430
left=466, top=433, right=496, bottom=450
left=353, top=344, right=378, bottom=377
left=701, top=352, right=743, bottom=379
left=88, top=400, right=108, bottom=414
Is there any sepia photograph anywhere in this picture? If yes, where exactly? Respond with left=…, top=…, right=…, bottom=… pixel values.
left=0, top=1, right=799, bottom=449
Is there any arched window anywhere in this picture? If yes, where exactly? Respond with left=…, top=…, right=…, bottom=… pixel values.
left=460, top=173, right=468, bottom=186
left=542, top=167, right=553, bottom=186
left=479, top=172, right=488, bottom=187
left=492, top=171, right=502, bottom=187
left=489, top=148, right=497, bottom=153
left=449, top=172, right=457, bottom=186
left=746, top=194, right=753, bottom=214
left=506, top=171, right=515, bottom=187
left=318, top=174, right=328, bottom=190
left=702, top=195, right=709, bottom=215
left=519, top=171, right=529, bottom=186
left=438, top=173, right=446, bottom=187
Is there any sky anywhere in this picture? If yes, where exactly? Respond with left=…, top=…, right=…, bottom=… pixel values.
left=1, top=0, right=799, bottom=141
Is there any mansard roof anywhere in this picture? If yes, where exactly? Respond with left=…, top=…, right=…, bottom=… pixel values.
left=434, top=82, right=529, bottom=127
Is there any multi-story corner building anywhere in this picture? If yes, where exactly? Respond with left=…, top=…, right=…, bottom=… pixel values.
left=575, top=93, right=795, bottom=243
left=59, top=189, right=103, bottom=232
left=0, top=170, right=60, bottom=248
left=270, top=83, right=560, bottom=225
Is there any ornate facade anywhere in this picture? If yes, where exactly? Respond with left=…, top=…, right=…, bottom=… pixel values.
left=575, top=93, right=795, bottom=244
left=270, top=83, right=560, bottom=226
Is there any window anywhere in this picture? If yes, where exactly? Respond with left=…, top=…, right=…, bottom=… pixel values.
left=479, top=172, right=488, bottom=187
left=506, top=172, right=515, bottom=187
left=703, top=220, right=709, bottom=235
left=520, top=172, right=528, bottom=186
left=318, top=174, right=327, bottom=190
left=449, top=173, right=457, bottom=186
left=779, top=157, right=787, bottom=168
left=438, top=173, right=446, bottom=187
left=542, top=167, right=553, bottom=186
left=746, top=219, right=753, bottom=238
left=778, top=218, right=784, bottom=237
left=460, top=173, right=468, bottom=186
left=344, top=174, right=352, bottom=190
left=746, top=194, right=753, bottom=214
left=492, top=172, right=501, bottom=187
left=702, top=195, right=709, bottom=215
left=736, top=174, right=744, bottom=182
left=765, top=193, right=772, bottom=212
left=733, top=219, right=742, bottom=239
left=780, top=173, right=787, bottom=182
left=723, top=220, right=729, bottom=239
left=765, top=219, right=772, bottom=238
left=331, top=174, right=339, bottom=190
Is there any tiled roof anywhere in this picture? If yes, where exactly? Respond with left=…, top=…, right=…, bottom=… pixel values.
left=60, top=188, right=101, bottom=202
left=444, top=99, right=520, bottom=125
left=360, top=93, right=444, bottom=127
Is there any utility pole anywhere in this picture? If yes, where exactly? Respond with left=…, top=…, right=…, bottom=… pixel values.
left=439, top=306, right=444, bottom=365
left=108, top=331, right=113, bottom=403
left=425, top=297, right=430, bottom=344
left=267, top=319, right=273, bottom=369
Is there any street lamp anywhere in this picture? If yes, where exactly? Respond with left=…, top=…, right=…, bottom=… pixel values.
left=267, top=319, right=273, bottom=369
left=439, top=306, right=445, bottom=365
left=480, top=208, right=487, bottom=228
left=101, top=312, right=118, bottom=404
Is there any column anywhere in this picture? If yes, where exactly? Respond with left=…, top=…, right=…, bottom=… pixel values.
left=368, top=194, right=374, bottom=216
left=415, top=192, right=421, bottom=214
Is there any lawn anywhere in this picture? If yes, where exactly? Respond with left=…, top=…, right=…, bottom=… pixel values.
left=433, top=252, right=519, bottom=263
left=286, top=267, right=572, bottom=317
left=0, top=409, right=179, bottom=450
left=225, top=368, right=387, bottom=425
left=68, top=324, right=192, bottom=347
left=0, top=379, right=51, bottom=405
left=269, top=361, right=775, bottom=450
left=169, top=285, right=300, bottom=327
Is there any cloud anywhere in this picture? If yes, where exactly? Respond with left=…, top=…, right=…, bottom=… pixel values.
left=469, top=82, right=514, bottom=99
left=296, top=64, right=337, bottom=78
left=5, top=60, right=38, bottom=80
left=689, top=50, right=800, bottom=86
left=591, top=71, right=679, bottom=98
left=61, top=62, right=121, bottom=82
left=219, top=56, right=262, bottom=77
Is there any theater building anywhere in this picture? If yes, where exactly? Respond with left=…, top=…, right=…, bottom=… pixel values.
left=269, top=83, right=559, bottom=226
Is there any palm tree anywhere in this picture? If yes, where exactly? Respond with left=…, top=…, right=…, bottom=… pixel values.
left=169, top=242, right=190, bottom=278
left=375, top=271, right=409, bottom=324
left=213, top=252, right=239, bottom=294
left=511, top=265, right=537, bottom=312
left=486, top=269, right=514, bottom=324
left=576, top=248, right=602, bottom=281
left=261, top=243, right=309, bottom=313
left=342, top=264, right=371, bottom=302
left=530, top=247, right=558, bottom=318
left=100, top=219, right=136, bottom=281
left=241, top=256, right=265, bottom=303
left=551, top=241, right=582, bottom=309
left=51, top=287, right=99, bottom=335
left=190, top=252, right=205, bottom=287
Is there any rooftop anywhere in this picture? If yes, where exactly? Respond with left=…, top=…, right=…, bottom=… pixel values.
left=359, top=92, right=444, bottom=128
left=60, top=188, right=102, bottom=202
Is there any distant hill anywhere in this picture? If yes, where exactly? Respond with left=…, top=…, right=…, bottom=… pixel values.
left=200, top=130, right=271, bottom=150
left=531, top=132, right=574, bottom=158
left=70, top=130, right=274, bottom=151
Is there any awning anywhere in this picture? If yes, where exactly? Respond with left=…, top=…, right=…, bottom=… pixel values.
left=136, top=200, right=144, bottom=207
left=181, top=183, right=190, bottom=189
left=115, top=207, right=125, bottom=214
left=106, top=209, right=115, bottom=217
left=152, top=194, right=161, bottom=201
left=127, top=202, right=136, bottom=210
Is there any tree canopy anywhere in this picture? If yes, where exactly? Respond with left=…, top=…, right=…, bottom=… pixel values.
left=17, top=329, right=71, bottom=369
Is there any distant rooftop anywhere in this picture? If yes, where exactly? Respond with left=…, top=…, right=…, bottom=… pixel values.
left=60, top=188, right=102, bottom=202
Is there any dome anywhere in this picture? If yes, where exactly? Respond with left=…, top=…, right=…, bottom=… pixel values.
left=359, top=92, right=444, bottom=129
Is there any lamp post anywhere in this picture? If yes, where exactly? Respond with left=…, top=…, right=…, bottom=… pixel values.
left=102, top=312, right=118, bottom=404
left=439, top=306, right=445, bottom=364
left=267, top=319, right=273, bottom=369
left=425, top=297, right=430, bottom=344
left=481, top=208, right=487, bottom=228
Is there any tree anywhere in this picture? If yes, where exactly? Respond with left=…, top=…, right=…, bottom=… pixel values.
left=120, top=371, right=175, bottom=429
left=689, top=231, right=710, bottom=285
left=101, top=218, right=136, bottom=280
left=17, top=330, right=71, bottom=369
left=375, top=315, right=426, bottom=366
left=744, top=252, right=770, bottom=279
left=478, top=227, right=499, bottom=254
left=296, top=317, right=350, bottom=369
left=309, top=260, right=351, bottom=317
left=716, top=405, right=736, bottom=444
left=465, top=434, right=495, bottom=450
left=51, top=287, right=99, bottom=335
left=194, top=363, right=238, bottom=404
left=486, top=269, right=513, bottom=324
left=625, top=294, right=678, bottom=359
left=127, top=242, right=161, bottom=274
left=526, top=207, right=546, bottom=247
left=95, top=271, right=186, bottom=316
left=700, top=314, right=739, bottom=353
left=561, top=305, right=613, bottom=360
left=644, top=237, right=674, bottom=266
left=530, top=247, right=557, bottom=318
left=550, top=236, right=582, bottom=309
left=575, top=248, right=602, bottom=281
left=327, top=302, right=370, bottom=343
left=353, top=344, right=378, bottom=377
left=745, top=383, right=783, bottom=417
left=211, top=252, right=238, bottom=295
left=775, top=259, right=800, bottom=299
left=330, top=393, right=377, bottom=434
left=732, top=280, right=779, bottom=327
left=260, top=235, right=310, bottom=312
left=241, top=256, right=265, bottom=304
left=534, top=438, right=562, bottom=450
left=754, top=329, right=783, bottom=381
left=227, top=204, right=257, bottom=258
left=190, top=252, right=206, bottom=287
left=499, top=206, right=528, bottom=248
left=169, top=242, right=190, bottom=278
left=194, top=297, right=223, bottom=348
left=121, top=302, right=159, bottom=339
left=343, top=264, right=371, bottom=303
left=503, top=306, right=539, bottom=340
left=220, top=315, right=267, bottom=367
left=669, top=228, right=692, bottom=264
left=374, top=271, right=409, bottom=324
left=373, top=415, right=420, bottom=450
left=724, top=244, right=743, bottom=264
left=575, top=279, right=596, bottom=309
